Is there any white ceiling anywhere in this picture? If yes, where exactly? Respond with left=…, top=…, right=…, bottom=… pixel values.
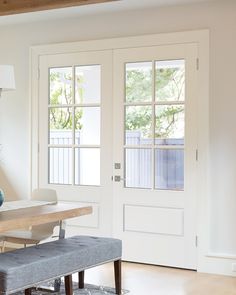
left=0, top=0, right=219, bottom=26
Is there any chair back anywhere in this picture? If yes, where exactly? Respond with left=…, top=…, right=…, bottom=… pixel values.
left=32, top=188, right=57, bottom=203
left=31, top=188, right=59, bottom=238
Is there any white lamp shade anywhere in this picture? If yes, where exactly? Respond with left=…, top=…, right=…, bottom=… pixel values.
left=0, top=65, right=15, bottom=91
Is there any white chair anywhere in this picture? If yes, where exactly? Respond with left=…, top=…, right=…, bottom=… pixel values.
left=1, top=188, right=59, bottom=250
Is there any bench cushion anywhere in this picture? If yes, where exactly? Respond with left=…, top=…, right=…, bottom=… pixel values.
left=0, top=235, right=122, bottom=294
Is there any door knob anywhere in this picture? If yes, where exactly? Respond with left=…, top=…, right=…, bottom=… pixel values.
left=114, top=176, right=125, bottom=182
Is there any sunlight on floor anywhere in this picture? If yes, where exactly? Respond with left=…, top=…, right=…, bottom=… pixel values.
left=77, top=262, right=236, bottom=295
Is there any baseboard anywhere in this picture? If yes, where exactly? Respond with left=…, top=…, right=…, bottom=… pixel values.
left=198, top=254, right=236, bottom=276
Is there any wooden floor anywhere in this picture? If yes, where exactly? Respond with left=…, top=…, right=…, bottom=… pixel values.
left=79, top=262, right=236, bottom=295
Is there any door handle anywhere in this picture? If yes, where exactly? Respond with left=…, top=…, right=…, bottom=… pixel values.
left=113, top=176, right=126, bottom=182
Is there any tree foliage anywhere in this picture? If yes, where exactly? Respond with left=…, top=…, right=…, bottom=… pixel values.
left=126, top=69, right=152, bottom=103
left=125, top=66, right=184, bottom=139
left=49, top=65, right=185, bottom=139
left=49, top=71, right=83, bottom=130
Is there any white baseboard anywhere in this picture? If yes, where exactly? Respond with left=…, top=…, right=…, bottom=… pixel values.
left=198, top=254, right=236, bottom=277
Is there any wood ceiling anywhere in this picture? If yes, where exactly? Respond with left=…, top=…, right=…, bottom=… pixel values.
left=0, top=0, right=118, bottom=16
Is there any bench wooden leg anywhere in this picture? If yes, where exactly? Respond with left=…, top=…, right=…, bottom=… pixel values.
left=78, top=270, right=85, bottom=289
left=25, top=288, right=32, bottom=295
left=114, top=259, right=121, bottom=295
left=64, top=274, right=73, bottom=295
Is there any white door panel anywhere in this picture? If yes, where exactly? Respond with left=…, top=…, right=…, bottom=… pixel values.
left=38, top=50, right=113, bottom=237
left=113, top=43, right=198, bottom=269
left=124, top=205, right=184, bottom=236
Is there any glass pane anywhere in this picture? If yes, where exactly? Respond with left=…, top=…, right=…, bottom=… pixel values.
left=155, top=105, right=184, bottom=145
left=49, top=67, right=72, bottom=105
left=49, top=107, right=72, bottom=144
left=75, top=65, right=101, bottom=104
left=155, top=149, right=184, bottom=190
left=125, top=106, right=152, bottom=145
left=155, top=60, right=185, bottom=102
left=75, top=107, right=100, bottom=145
left=49, top=148, right=72, bottom=185
left=75, top=148, right=100, bottom=186
left=125, top=148, right=152, bottom=189
left=125, top=62, right=152, bottom=103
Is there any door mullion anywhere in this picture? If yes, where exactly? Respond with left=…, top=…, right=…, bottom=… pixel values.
left=72, top=65, right=75, bottom=186
left=151, top=60, right=155, bottom=190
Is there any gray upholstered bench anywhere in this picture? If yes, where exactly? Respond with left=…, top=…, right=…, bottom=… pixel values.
left=0, top=235, right=122, bottom=295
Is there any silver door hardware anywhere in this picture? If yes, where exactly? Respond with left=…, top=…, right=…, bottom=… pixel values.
left=114, top=163, right=121, bottom=169
left=114, top=176, right=125, bottom=182
left=196, top=58, right=199, bottom=70
left=196, top=149, right=198, bottom=161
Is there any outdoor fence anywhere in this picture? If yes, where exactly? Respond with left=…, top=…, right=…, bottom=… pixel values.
left=49, top=130, right=184, bottom=190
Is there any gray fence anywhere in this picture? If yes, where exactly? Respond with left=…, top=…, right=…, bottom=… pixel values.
left=125, top=131, right=184, bottom=190
left=49, top=130, right=184, bottom=189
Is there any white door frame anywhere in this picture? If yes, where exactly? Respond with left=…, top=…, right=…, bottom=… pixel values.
left=30, top=30, right=209, bottom=271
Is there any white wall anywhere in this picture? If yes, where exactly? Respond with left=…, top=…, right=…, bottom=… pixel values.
left=0, top=0, right=236, bottom=275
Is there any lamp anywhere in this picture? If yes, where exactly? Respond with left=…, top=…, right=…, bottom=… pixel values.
left=0, top=65, right=15, bottom=98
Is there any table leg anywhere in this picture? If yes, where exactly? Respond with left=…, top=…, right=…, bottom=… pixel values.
left=53, top=220, right=66, bottom=292
left=38, top=221, right=66, bottom=293
left=59, top=220, right=66, bottom=239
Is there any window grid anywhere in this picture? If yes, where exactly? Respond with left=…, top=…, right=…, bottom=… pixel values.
left=124, top=59, right=185, bottom=190
left=48, top=65, right=101, bottom=186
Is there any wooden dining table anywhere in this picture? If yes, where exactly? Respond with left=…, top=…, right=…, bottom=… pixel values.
left=0, top=200, right=93, bottom=292
left=0, top=200, right=93, bottom=233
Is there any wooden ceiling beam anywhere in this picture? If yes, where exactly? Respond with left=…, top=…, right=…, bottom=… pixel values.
left=0, top=0, right=118, bottom=16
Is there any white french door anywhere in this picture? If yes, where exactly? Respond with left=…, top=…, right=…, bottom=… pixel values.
left=38, top=50, right=113, bottom=237
left=113, top=43, right=198, bottom=269
left=37, top=42, right=198, bottom=269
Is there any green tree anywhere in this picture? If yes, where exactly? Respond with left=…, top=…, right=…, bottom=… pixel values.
left=125, top=66, right=184, bottom=139
left=50, top=70, right=83, bottom=130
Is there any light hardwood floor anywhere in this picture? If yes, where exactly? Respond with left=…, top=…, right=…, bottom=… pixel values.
left=79, top=262, right=236, bottom=295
